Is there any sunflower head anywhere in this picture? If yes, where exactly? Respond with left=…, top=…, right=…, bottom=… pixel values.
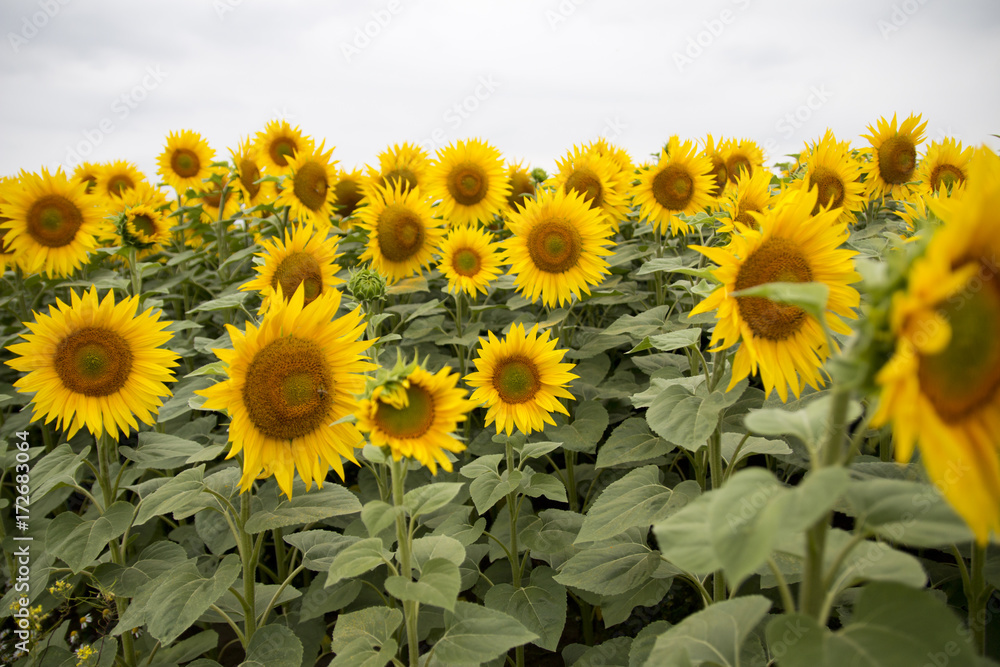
left=549, top=144, right=630, bottom=230
left=505, top=161, right=536, bottom=212
left=425, top=138, right=510, bottom=227
left=109, top=183, right=172, bottom=253
left=862, top=113, right=928, bottom=200
left=347, top=266, right=388, bottom=303
left=634, top=136, right=715, bottom=236
left=438, top=224, right=503, bottom=297
left=791, top=130, right=865, bottom=226
left=717, top=168, right=774, bottom=234
left=157, top=129, right=215, bottom=192
left=96, top=160, right=146, bottom=200
left=584, top=138, right=634, bottom=179
left=723, top=139, right=765, bottom=185
left=917, top=137, right=972, bottom=197
left=276, top=141, right=338, bottom=227
left=701, top=134, right=730, bottom=198
left=371, top=142, right=430, bottom=193
left=254, top=119, right=315, bottom=174
left=355, top=181, right=445, bottom=283
left=229, top=137, right=274, bottom=208
left=332, top=167, right=366, bottom=221
left=72, top=162, right=102, bottom=195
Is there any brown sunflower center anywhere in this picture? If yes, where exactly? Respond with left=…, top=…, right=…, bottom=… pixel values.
left=381, top=167, right=418, bottom=192
left=877, top=135, right=917, bottom=185
left=734, top=237, right=814, bottom=340
left=929, top=163, right=965, bottom=193
left=564, top=169, right=604, bottom=209
left=107, top=175, right=134, bottom=196
left=447, top=162, right=488, bottom=206
left=507, top=171, right=535, bottom=209
left=333, top=178, right=363, bottom=217
left=651, top=164, right=694, bottom=211
left=171, top=149, right=201, bottom=179
left=376, top=204, right=425, bottom=262
left=270, top=138, right=297, bottom=167
left=55, top=327, right=134, bottom=397
left=727, top=155, right=752, bottom=184
left=239, top=159, right=261, bottom=199
left=130, top=213, right=156, bottom=237
left=27, top=195, right=83, bottom=248
left=734, top=204, right=761, bottom=230
left=292, top=162, right=329, bottom=212
left=709, top=155, right=728, bottom=197
left=271, top=251, right=324, bottom=304
left=918, top=263, right=1000, bottom=422
left=374, top=384, right=435, bottom=439
left=809, top=166, right=846, bottom=213
left=493, top=357, right=541, bottom=404
left=242, top=337, right=332, bottom=441
left=452, top=247, right=481, bottom=277
left=527, top=217, right=583, bottom=274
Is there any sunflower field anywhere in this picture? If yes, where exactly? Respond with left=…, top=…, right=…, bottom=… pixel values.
left=1, top=117, right=999, bottom=667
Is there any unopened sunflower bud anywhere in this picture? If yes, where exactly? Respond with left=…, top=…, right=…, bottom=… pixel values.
left=349, top=267, right=387, bottom=303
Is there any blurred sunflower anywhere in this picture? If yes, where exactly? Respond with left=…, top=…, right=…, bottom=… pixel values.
left=717, top=168, right=774, bottom=234
left=194, top=166, right=240, bottom=222
left=465, top=322, right=578, bottom=436
left=872, top=148, right=1000, bottom=543
left=585, top=137, right=634, bottom=180
left=917, top=137, right=972, bottom=197
left=690, top=188, right=860, bottom=402
left=72, top=162, right=101, bottom=195
left=229, top=137, right=274, bottom=209
left=356, top=182, right=444, bottom=283
left=792, top=130, right=865, bottom=226
left=356, top=361, right=474, bottom=474
left=438, top=224, right=503, bottom=297
left=241, top=223, right=343, bottom=314
left=633, top=136, right=715, bottom=236
left=198, top=286, right=373, bottom=498
left=156, top=129, right=215, bottom=192
left=862, top=113, right=927, bottom=200
left=723, top=138, right=765, bottom=185
left=0, top=169, right=105, bottom=277
left=368, top=142, right=430, bottom=193
left=5, top=286, right=179, bottom=440
left=550, top=144, right=630, bottom=230
left=276, top=142, right=338, bottom=227
left=0, top=177, right=21, bottom=275
left=503, top=188, right=613, bottom=308
left=701, top=134, right=730, bottom=198
left=254, top=119, right=314, bottom=175
left=505, top=160, right=536, bottom=212
left=425, top=138, right=509, bottom=226
left=332, top=167, right=366, bottom=221
left=96, top=160, right=146, bottom=199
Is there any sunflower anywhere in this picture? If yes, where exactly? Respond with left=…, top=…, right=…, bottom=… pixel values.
left=229, top=137, right=274, bottom=208
left=356, top=362, right=474, bottom=474
left=356, top=182, right=444, bottom=283
left=465, top=322, right=578, bottom=436
left=95, top=160, right=146, bottom=200
left=0, top=169, right=106, bottom=277
left=690, top=188, right=861, bottom=402
left=723, top=138, right=765, bottom=185
left=108, top=183, right=172, bottom=258
left=438, top=224, right=503, bottom=297
left=503, top=188, right=613, bottom=307
left=549, top=144, right=630, bottom=230
left=197, top=286, right=373, bottom=497
left=716, top=168, right=774, bottom=234
left=241, top=223, right=343, bottom=314
left=275, top=142, right=338, bottom=227
left=790, top=130, right=865, bottom=226
left=194, top=166, right=241, bottom=222
left=156, top=129, right=215, bottom=192
left=0, top=177, right=22, bottom=275
left=633, top=136, right=715, bottom=236
left=861, top=113, right=927, bottom=200
left=505, top=160, right=536, bottom=212
left=700, top=134, right=730, bottom=198
left=584, top=138, right=634, bottom=180
left=254, top=119, right=314, bottom=175
left=872, top=148, right=1000, bottom=543
left=368, top=142, right=430, bottom=193
left=917, top=137, right=972, bottom=197
left=72, top=162, right=101, bottom=195
left=332, top=167, right=366, bottom=222
left=425, top=138, right=510, bottom=227
left=5, top=286, right=179, bottom=440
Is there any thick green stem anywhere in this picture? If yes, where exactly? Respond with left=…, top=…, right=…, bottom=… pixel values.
left=391, top=458, right=420, bottom=667
left=240, top=491, right=257, bottom=643
left=969, top=543, right=990, bottom=655
left=708, top=428, right=726, bottom=602
left=97, top=433, right=136, bottom=667
left=126, top=247, right=142, bottom=302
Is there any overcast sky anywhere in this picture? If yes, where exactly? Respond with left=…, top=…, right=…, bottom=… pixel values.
left=2, top=0, right=998, bottom=181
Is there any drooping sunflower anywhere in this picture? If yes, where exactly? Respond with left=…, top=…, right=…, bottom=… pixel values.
left=723, top=138, right=765, bottom=185
left=241, top=223, right=343, bottom=314
left=701, top=134, right=730, bottom=198
left=5, top=286, right=179, bottom=440
left=356, top=362, right=474, bottom=474
left=72, top=162, right=101, bottom=195
left=275, top=142, right=338, bottom=228
left=690, top=188, right=861, bottom=402
left=917, top=137, right=972, bottom=197
left=549, top=144, right=630, bottom=230
left=156, top=129, right=215, bottom=192
left=790, top=130, right=865, bottom=226
left=633, top=136, right=715, bottom=236
left=505, top=160, right=536, bottom=212
left=465, top=322, right=578, bottom=436
left=437, top=224, right=503, bottom=297
left=197, top=286, right=373, bottom=498
left=717, top=168, right=774, bottom=234
left=95, top=160, right=146, bottom=200
left=229, top=137, right=274, bottom=209
left=425, top=138, right=510, bottom=227
left=332, top=167, right=366, bottom=222
left=368, top=142, right=431, bottom=193
left=356, top=182, right=445, bottom=283
left=0, top=169, right=106, bottom=277
left=194, top=165, right=241, bottom=222
left=254, top=119, right=315, bottom=175
left=861, top=113, right=927, bottom=200
left=503, top=188, right=614, bottom=308
left=872, top=148, right=1000, bottom=543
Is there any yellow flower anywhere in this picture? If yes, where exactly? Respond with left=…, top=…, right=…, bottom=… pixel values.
left=437, top=224, right=503, bottom=297
left=156, top=129, right=215, bottom=192
left=356, top=182, right=445, bottom=283
left=229, top=137, right=275, bottom=208
left=700, top=134, right=730, bottom=198
left=861, top=113, right=927, bottom=200
left=716, top=168, right=774, bottom=234
left=275, top=141, right=338, bottom=227
left=723, top=138, right=765, bottom=185
left=872, top=148, right=1000, bottom=544
left=465, top=323, right=578, bottom=435
left=549, top=144, right=630, bottom=230
left=367, top=141, right=431, bottom=193
left=332, top=167, right=366, bottom=221
left=790, top=129, right=865, bottom=226
left=254, top=119, right=314, bottom=175
left=917, top=137, right=972, bottom=197
left=425, top=138, right=510, bottom=226
left=633, top=136, right=715, bottom=236
left=95, top=160, right=146, bottom=199
left=5, top=286, right=179, bottom=439
left=505, top=160, right=536, bottom=212
left=108, top=183, right=172, bottom=257
left=197, top=286, right=373, bottom=498
left=72, top=162, right=101, bottom=194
